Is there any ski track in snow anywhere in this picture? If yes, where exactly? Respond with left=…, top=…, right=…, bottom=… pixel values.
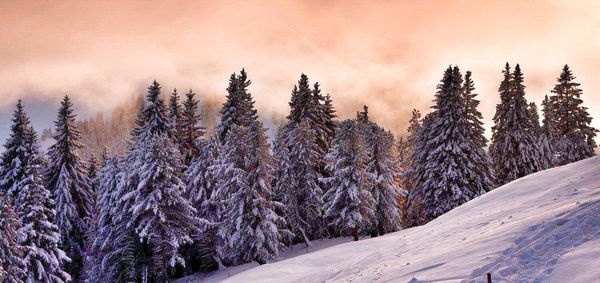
left=185, top=157, right=600, bottom=283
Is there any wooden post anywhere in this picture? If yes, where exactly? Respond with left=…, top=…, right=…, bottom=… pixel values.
left=487, top=272, right=492, bottom=283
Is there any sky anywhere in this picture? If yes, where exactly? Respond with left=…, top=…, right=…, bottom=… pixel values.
left=1, top=0, right=600, bottom=141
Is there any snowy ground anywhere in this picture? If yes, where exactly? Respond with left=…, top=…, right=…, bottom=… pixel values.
left=175, top=237, right=355, bottom=282
left=184, top=157, right=600, bottom=282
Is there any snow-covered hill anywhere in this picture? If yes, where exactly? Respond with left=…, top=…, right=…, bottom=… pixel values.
left=191, top=157, right=600, bottom=282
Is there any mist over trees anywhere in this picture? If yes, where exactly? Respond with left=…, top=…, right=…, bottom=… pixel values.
left=0, top=64, right=597, bottom=282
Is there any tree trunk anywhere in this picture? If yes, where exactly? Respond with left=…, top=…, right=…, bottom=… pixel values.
left=352, top=228, right=359, bottom=241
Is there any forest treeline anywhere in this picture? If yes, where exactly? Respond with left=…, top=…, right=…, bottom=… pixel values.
left=0, top=64, right=596, bottom=282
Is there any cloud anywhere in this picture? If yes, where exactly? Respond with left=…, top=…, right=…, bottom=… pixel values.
left=1, top=0, right=600, bottom=139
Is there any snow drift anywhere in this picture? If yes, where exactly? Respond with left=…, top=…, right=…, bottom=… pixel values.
left=198, top=156, right=600, bottom=282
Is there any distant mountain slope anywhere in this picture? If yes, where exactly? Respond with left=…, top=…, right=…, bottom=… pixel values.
left=217, top=156, right=600, bottom=283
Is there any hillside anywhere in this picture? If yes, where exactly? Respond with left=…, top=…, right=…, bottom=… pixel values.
left=196, top=156, right=600, bottom=282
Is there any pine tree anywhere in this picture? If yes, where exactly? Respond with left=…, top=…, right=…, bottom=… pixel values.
left=219, top=122, right=291, bottom=265
left=489, top=63, right=513, bottom=185
left=45, top=95, right=93, bottom=280
left=322, top=120, right=375, bottom=241
left=15, top=131, right=70, bottom=283
left=180, top=90, right=205, bottom=165
left=169, top=88, right=184, bottom=144
left=82, top=154, right=99, bottom=283
left=404, top=113, right=434, bottom=227
left=127, top=81, right=208, bottom=280
left=184, top=137, right=220, bottom=269
left=528, top=102, right=541, bottom=138
left=0, top=192, right=26, bottom=283
left=87, top=154, right=99, bottom=199
left=216, top=69, right=257, bottom=144
left=539, top=96, right=560, bottom=169
left=461, top=71, right=495, bottom=192
left=356, top=105, right=369, bottom=123
left=411, top=67, right=490, bottom=223
left=321, top=93, right=338, bottom=147
left=549, top=65, right=597, bottom=164
left=0, top=100, right=35, bottom=201
left=92, top=155, right=131, bottom=282
left=279, top=121, right=325, bottom=243
left=400, top=109, right=421, bottom=190
left=365, top=124, right=403, bottom=236
left=490, top=64, right=542, bottom=186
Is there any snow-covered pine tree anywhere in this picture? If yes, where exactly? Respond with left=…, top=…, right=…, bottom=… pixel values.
left=96, top=104, right=148, bottom=282
left=99, top=146, right=109, bottom=167
left=127, top=81, right=208, bottom=280
left=365, top=123, right=403, bottom=236
left=92, top=155, right=130, bottom=282
left=180, top=90, right=205, bottom=165
left=404, top=113, right=434, bottom=227
left=87, top=154, right=99, bottom=200
left=184, top=137, right=220, bottom=269
left=490, top=64, right=542, bottom=186
left=321, top=93, right=338, bottom=147
left=539, top=96, right=560, bottom=169
left=400, top=109, right=421, bottom=190
left=216, top=69, right=258, bottom=144
left=15, top=129, right=70, bottom=283
left=169, top=88, right=184, bottom=145
left=528, top=102, right=541, bottom=138
left=279, top=121, right=325, bottom=243
left=0, top=192, right=26, bottom=283
left=228, top=122, right=291, bottom=264
left=461, top=71, right=495, bottom=192
left=549, top=65, right=597, bottom=164
left=311, top=82, right=335, bottom=157
left=489, top=63, right=513, bottom=185
left=45, top=95, right=93, bottom=281
left=212, top=125, right=249, bottom=265
left=415, top=66, right=490, bottom=223
left=0, top=100, right=35, bottom=201
left=81, top=154, right=100, bottom=283
left=322, top=120, right=375, bottom=241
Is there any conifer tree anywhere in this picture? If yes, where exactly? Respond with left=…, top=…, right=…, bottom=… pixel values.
left=489, top=63, right=513, bottom=184
left=404, top=113, right=433, bottom=227
left=411, top=67, right=491, bottom=223
left=400, top=109, right=421, bottom=190
left=184, top=137, right=220, bottom=268
left=180, top=90, right=205, bottom=164
left=45, top=95, right=93, bottom=280
left=356, top=105, right=369, bottom=123
left=216, top=69, right=257, bottom=143
left=322, top=120, right=375, bottom=241
left=169, top=88, right=183, bottom=144
left=127, top=81, right=208, bottom=280
left=15, top=130, right=70, bottom=283
left=0, top=192, right=26, bottom=283
left=0, top=100, right=35, bottom=201
left=365, top=124, right=403, bottom=236
left=279, top=121, right=325, bottom=243
left=461, top=71, right=495, bottom=191
left=321, top=93, right=338, bottom=146
left=549, top=65, right=597, bottom=164
left=490, top=64, right=542, bottom=185
left=539, top=96, right=560, bottom=169
left=87, top=154, right=99, bottom=198
left=214, top=123, right=291, bottom=265
left=528, top=102, right=541, bottom=137
left=92, top=155, right=129, bottom=282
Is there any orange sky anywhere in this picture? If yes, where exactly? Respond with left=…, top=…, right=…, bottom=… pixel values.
left=1, top=0, right=599, bottom=136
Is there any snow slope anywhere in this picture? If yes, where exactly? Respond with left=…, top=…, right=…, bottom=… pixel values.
left=214, top=156, right=600, bottom=282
